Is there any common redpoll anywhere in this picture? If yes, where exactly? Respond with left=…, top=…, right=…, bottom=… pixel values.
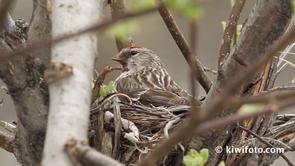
left=113, top=46, right=195, bottom=106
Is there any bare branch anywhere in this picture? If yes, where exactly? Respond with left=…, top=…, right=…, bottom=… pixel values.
left=205, top=1, right=292, bottom=164
left=139, top=4, right=294, bottom=165
left=0, top=121, right=16, bottom=153
left=239, top=126, right=295, bottom=166
left=42, top=1, right=101, bottom=166
left=157, top=1, right=212, bottom=92
left=65, top=138, right=123, bottom=166
left=196, top=97, right=295, bottom=134
left=0, top=0, right=14, bottom=31
left=218, top=0, right=246, bottom=68
left=264, top=85, right=295, bottom=94
left=189, top=19, right=198, bottom=107
left=112, top=99, right=122, bottom=159
left=0, top=7, right=47, bottom=165
left=28, top=0, right=51, bottom=65
left=228, top=89, right=295, bottom=107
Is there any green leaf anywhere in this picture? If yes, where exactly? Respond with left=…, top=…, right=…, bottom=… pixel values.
left=218, top=161, right=226, bottom=166
left=99, top=81, right=116, bottom=97
left=238, top=104, right=265, bottom=115
left=106, top=20, right=138, bottom=42
left=183, top=149, right=209, bottom=166
left=165, top=0, right=177, bottom=6
left=199, top=149, right=209, bottom=165
left=130, top=0, right=156, bottom=11
left=165, top=0, right=202, bottom=20
left=190, top=149, right=199, bottom=157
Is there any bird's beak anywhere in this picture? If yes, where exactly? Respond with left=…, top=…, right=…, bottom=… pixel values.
left=112, top=56, right=122, bottom=62
left=112, top=54, right=126, bottom=65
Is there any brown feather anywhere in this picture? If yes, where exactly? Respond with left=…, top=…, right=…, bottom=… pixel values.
left=114, top=47, right=196, bottom=106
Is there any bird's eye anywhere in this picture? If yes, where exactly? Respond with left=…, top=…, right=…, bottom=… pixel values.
left=130, top=50, right=138, bottom=56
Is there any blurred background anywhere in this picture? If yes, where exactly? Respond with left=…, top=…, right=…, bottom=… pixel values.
left=1, top=0, right=294, bottom=165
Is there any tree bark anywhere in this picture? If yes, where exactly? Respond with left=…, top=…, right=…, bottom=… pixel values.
left=0, top=2, right=50, bottom=164
left=42, top=0, right=101, bottom=166
left=201, top=0, right=292, bottom=165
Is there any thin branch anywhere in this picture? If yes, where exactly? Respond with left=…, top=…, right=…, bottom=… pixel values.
left=196, top=97, right=295, bottom=135
left=164, top=117, right=181, bottom=138
left=65, top=138, right=123, bottom=166
left=0, top=120, right=16, bottom=153
left=189, top=18, right=199, bottom=110
left=139, top=19, right=295, bottom=166
left=157, top=1, right=212, bottom=92
left=224, top=19, right=295, bottom=97
left=218, top=0, right=246, bottom=68
left=204, top=67, right=218, bottom=75
left=109, top=0, right=131, bottom=51
left=112, top=99, right=122, bottom=159
left=0, top=130, right=14, bottom=152
left=228, top=89, right=295, bottom=107
left=0, top=0, right=14, bottom=31
left=239, top=126, right=295, bottom=166
left=0, top=7, right=158, bottom=70
left=265, top=85, right=295, bottom=94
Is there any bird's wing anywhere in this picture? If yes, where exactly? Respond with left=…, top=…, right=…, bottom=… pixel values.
left=137, top=67, right=192, bottom=106
left=168, top=80, right=191, bottom=98
left=148, top=67, right=192, bottom=99
left=139, top=88, right=190, bottom=106
left=115, top=66, right=193, bottom=106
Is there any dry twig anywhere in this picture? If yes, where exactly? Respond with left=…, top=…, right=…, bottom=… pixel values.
left=0, top=121, right=16, bottom=153
left=239, top=125, right=294, bottom=166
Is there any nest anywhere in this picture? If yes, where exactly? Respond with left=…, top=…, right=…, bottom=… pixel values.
left=89, top=93, right=191, bottom=165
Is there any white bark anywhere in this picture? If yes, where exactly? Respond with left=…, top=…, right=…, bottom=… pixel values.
left=42, top=1, right=101, bottom=166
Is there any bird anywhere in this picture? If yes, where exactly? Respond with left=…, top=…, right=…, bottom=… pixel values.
left=112, top=46, right=196, bottom=106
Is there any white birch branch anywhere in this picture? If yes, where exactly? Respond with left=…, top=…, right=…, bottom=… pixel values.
left=42, top=1, right=102, bottom=166
left=65, top=139, right=123, bottom=166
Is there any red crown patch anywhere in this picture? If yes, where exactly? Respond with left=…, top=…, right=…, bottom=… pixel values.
left=129, top=45, right=143, bottom=49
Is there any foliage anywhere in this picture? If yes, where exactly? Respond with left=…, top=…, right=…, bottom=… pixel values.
left=99, top=81, right=116, bottom=97
left=238, top=104, right=265, bottom=115
left=107, top=0, right=202, bottom=42
left=183, top=149, right=209, bottom=166
left=106, top=20, right=138, bottom=42
left=165, top=0, right=202, bottom=20
left=130, top=0, right=202, bottom=19
left=130, top=0, right=157, bottom=11
left=218, top=161, right=226, bottom=166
